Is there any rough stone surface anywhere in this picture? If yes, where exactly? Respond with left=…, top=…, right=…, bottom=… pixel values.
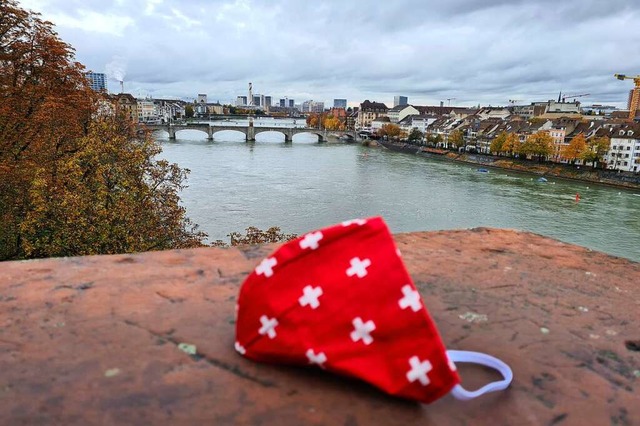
left=0, top=228, right=638, bottom=425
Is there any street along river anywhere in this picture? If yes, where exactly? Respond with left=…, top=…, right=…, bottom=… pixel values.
left=158, top=130, right=640, bottom=262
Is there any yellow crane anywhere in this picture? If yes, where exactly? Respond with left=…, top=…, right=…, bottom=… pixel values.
left=614, top=74, right=640, bottom=120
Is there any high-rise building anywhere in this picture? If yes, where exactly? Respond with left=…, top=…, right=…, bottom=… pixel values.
left=85, top=72, right=107, bottom=92
left=264, top=96, right=272, bottom=108
left=288, top=99, right=295, bottom=108
left=301, top=100, right=313, bottom=112
left=311, top=101, right=324, bottom=113
left=333, top=99, right=347, bottom=109
left=253, top=95, right=261, bottom=107
left=628, top=89, right=640, bottom=115
left=302, top=100, right=325, bottom=113
left=279, top=98, right=286, bottom=107
left=236, top=96, right=247, bottom=106
left=393, top=96, right=408, bottom=107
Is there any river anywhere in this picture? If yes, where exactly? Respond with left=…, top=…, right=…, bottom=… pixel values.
left=157, top=130, right=640, bottom=262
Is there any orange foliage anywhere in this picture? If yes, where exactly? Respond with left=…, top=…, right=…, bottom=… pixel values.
left=560, top=133, right=587, bottom=163
left=0, top=1, right=206, bottom=260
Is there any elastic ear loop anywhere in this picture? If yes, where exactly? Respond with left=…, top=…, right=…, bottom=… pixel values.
left=446, top=350, right=513, bottom=401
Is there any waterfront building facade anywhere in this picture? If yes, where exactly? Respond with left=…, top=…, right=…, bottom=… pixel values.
left=357, top=100, right=388, bottom=129
left=388, top=105, right=419, bottom=123
left=606, top=123, right=640, bottom=172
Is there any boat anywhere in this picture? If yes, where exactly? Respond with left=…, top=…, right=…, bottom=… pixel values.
left=537, top=177, right=548, bottom=183
left=477, top=168, right=489, bottom=173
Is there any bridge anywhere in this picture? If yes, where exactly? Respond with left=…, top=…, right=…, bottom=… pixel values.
left=143, top=123, right=356, bottom=143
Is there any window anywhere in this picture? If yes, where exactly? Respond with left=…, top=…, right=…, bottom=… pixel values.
left=624, top=161, right=628, bottom=166
left=628, top=131, right=634, bottom=136
left=627, top=146, right=631, bottom=150
left=620, top=130, right=625, bottom=136
left=625, top=154, right=630, bottom=158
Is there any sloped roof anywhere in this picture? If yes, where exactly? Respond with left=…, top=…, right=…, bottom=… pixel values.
left=360, top=100, right=388, bottom=111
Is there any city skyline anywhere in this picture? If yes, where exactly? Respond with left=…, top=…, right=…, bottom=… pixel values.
left=19, top=0, right=640, bottom=108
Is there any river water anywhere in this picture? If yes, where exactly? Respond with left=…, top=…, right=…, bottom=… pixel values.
left=157, top=130, right=640, bottom=262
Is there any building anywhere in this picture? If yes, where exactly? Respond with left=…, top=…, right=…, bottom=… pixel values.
left=301, top=100, right=324, bottom=113
left=357, top=100, right=388, bottom=129
left=398, top=114, right=438, bottom=134
left=264, top=96, right=272, bottom=108
left=110, top=93, right=137, bottom=121
left=197, top=94, right=207, bottom=104
left=288, top=99, right=295, bottom=108
left=605, top=123, right=640, bottom=172
left=137, top=98, right=157, bottom=123
left=387, top=105, right=419, bottom=123
left=153, top=99, right=186, bottom=123
left=346, top=108, right=359, bottom=130
left=279, top=99, right=286, bottom=107
left=311, top=101, right=324, bottom=113
left=207, top=102, right=224, bottom=115
left=236, top=96, right=248, bottom=106
left=629, top=89, right=640, bottom=118
left=370, top=116, right=391, bottom=133
left=582, top=105, right=619, bottom=116
left=393, top=96, right=408, bottom=108
left=333, top=99, right=347, bottom=109
left=85, top=72, right=107, bottom=92
left=252, top=95, right=261, bottom=107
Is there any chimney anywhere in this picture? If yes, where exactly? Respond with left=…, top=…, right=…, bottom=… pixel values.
left=440, top=101, right=444, bottom=108
left=119, top=80, right=124, bottom=93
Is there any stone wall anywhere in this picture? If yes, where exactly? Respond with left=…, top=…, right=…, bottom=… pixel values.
left=1, top=228, right=638, bottom=425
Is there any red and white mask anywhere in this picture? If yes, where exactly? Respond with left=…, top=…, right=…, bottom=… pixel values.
left=235, top=217, right=512, bottom=404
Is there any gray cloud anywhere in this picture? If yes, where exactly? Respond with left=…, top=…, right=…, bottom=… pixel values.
left=20, top=0, right=640, bottom=107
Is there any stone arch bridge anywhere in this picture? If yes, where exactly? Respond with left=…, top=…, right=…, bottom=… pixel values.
left=143, top=123, right=356, bottom=142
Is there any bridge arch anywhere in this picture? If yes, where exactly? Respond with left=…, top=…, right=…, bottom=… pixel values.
left=173, top=127, right=210, bottom=139
left=254, top=129, right=289, bottom=142
left=291, top=131, right=324, bottom=143
left=149, top=128, right=170, bottom=138
left=212, top=128, right=248, bottom=141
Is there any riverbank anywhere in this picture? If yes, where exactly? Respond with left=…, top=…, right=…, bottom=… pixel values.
left=377, top=141, right=640, bottom=191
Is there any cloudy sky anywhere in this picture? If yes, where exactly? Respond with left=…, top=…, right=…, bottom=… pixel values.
left=19, top=0, right=640, bottom=108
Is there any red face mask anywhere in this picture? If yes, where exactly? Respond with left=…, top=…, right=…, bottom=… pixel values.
left=235, top=217, right=512, bottom=404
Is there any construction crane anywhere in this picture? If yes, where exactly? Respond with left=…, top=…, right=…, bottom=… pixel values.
left=446, top=97, right=456, bottom=106
left=561, top=93, right=589, bottom=103
left=614, top=74, right=640, bottom=120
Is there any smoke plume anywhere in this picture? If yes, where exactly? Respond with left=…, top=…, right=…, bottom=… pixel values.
left=105, top=56, right=127, bottom=83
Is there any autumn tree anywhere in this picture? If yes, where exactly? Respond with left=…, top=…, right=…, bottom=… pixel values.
left=407, top=129, right=424, bottom=144
left=184, top=105, right=194, bottom=118
left=322, top=115, right=344, bottom=131
left=426, top=133, right=442, bottom=146
left=580, top=136, right=611, bottom=169
left=378, top=123, right=401, bottom=139
left=521, top=131, right=553, bottom=162
left=0, top=1, right=206, bottom=260
left=448, top=130, right=465, bottom=149
left=490, top=131, right=507, bottom=155
left=306, top=113, right=319, bottom=128
left=560, top=133, right=587, bottom=165
left=501, top=133, right=520, bottom=157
